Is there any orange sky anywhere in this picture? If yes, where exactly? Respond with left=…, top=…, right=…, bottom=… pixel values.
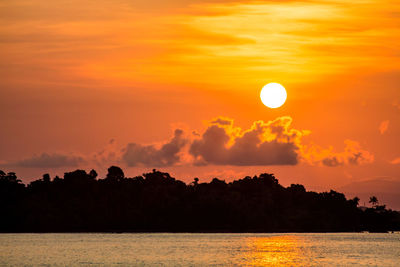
left=1, top=0, right=399, bottom=208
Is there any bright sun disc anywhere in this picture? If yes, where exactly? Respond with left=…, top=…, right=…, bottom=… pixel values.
left=260, top=83, right=287, bottom=108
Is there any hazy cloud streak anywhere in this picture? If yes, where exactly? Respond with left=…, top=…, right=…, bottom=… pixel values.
left=5, top=153, right=85, bottom=168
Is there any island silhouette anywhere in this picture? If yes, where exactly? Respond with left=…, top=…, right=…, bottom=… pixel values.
left=1, top=167, right=399, bottom=233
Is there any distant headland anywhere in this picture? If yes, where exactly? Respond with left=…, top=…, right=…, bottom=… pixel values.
left=1, top=167, right=399, bottom=233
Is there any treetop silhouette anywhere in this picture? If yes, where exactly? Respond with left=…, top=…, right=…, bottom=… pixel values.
left=0, top=167, right=399, bottom=233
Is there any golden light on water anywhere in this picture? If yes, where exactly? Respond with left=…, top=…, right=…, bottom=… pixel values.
left=241, top=236, right=307, bottom=266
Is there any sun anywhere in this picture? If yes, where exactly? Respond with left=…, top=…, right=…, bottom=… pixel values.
left=260, top=83, right=287, bottom=108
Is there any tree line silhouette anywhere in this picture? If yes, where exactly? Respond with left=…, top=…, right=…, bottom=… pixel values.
left=1, top=167, right=399, bottom=232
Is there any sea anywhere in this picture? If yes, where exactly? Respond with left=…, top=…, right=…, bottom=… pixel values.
left=1, top=233, right=399, bottom=266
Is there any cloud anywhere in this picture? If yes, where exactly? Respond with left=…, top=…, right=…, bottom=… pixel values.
left=210, top=117, right=233, bottom=126
left=379, top=120, right=389, bottom=134
left=189, top=116, right=307, bottom=166
left=189, top=116, right=374, bottom=167
left=2, top=117, right=374, bottom=169
left=390, top=157, right=400, bottom=165
left=303, top=140, right=374, bottom=167
left=122, top=129, right=188, bottom=167
left=8, top=153, right=85, bottom=168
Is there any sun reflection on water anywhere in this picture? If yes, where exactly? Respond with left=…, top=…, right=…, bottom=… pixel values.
left=240, top=235, right=308, bottom=266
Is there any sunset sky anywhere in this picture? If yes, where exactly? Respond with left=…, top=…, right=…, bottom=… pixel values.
left=1, top=0, right=399, bottom=208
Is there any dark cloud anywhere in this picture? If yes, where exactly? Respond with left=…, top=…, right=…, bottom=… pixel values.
left=210, top=117, right=233, bottom=126
left=122, top=129, right=187, bottom=167
left=189, top=117, right=301, bottom=166
left=192, top=131, right=200, bottom=136
left=9, top=153, right=85, bottom=168
left=322, top=157, right=342, bottom=167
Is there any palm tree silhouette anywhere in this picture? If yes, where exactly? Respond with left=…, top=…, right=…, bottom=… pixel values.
left=369, top=196, right=378, bottom=207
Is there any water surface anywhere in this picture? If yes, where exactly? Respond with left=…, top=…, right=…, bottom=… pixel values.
left=1, top=233, right=399, bottom=266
